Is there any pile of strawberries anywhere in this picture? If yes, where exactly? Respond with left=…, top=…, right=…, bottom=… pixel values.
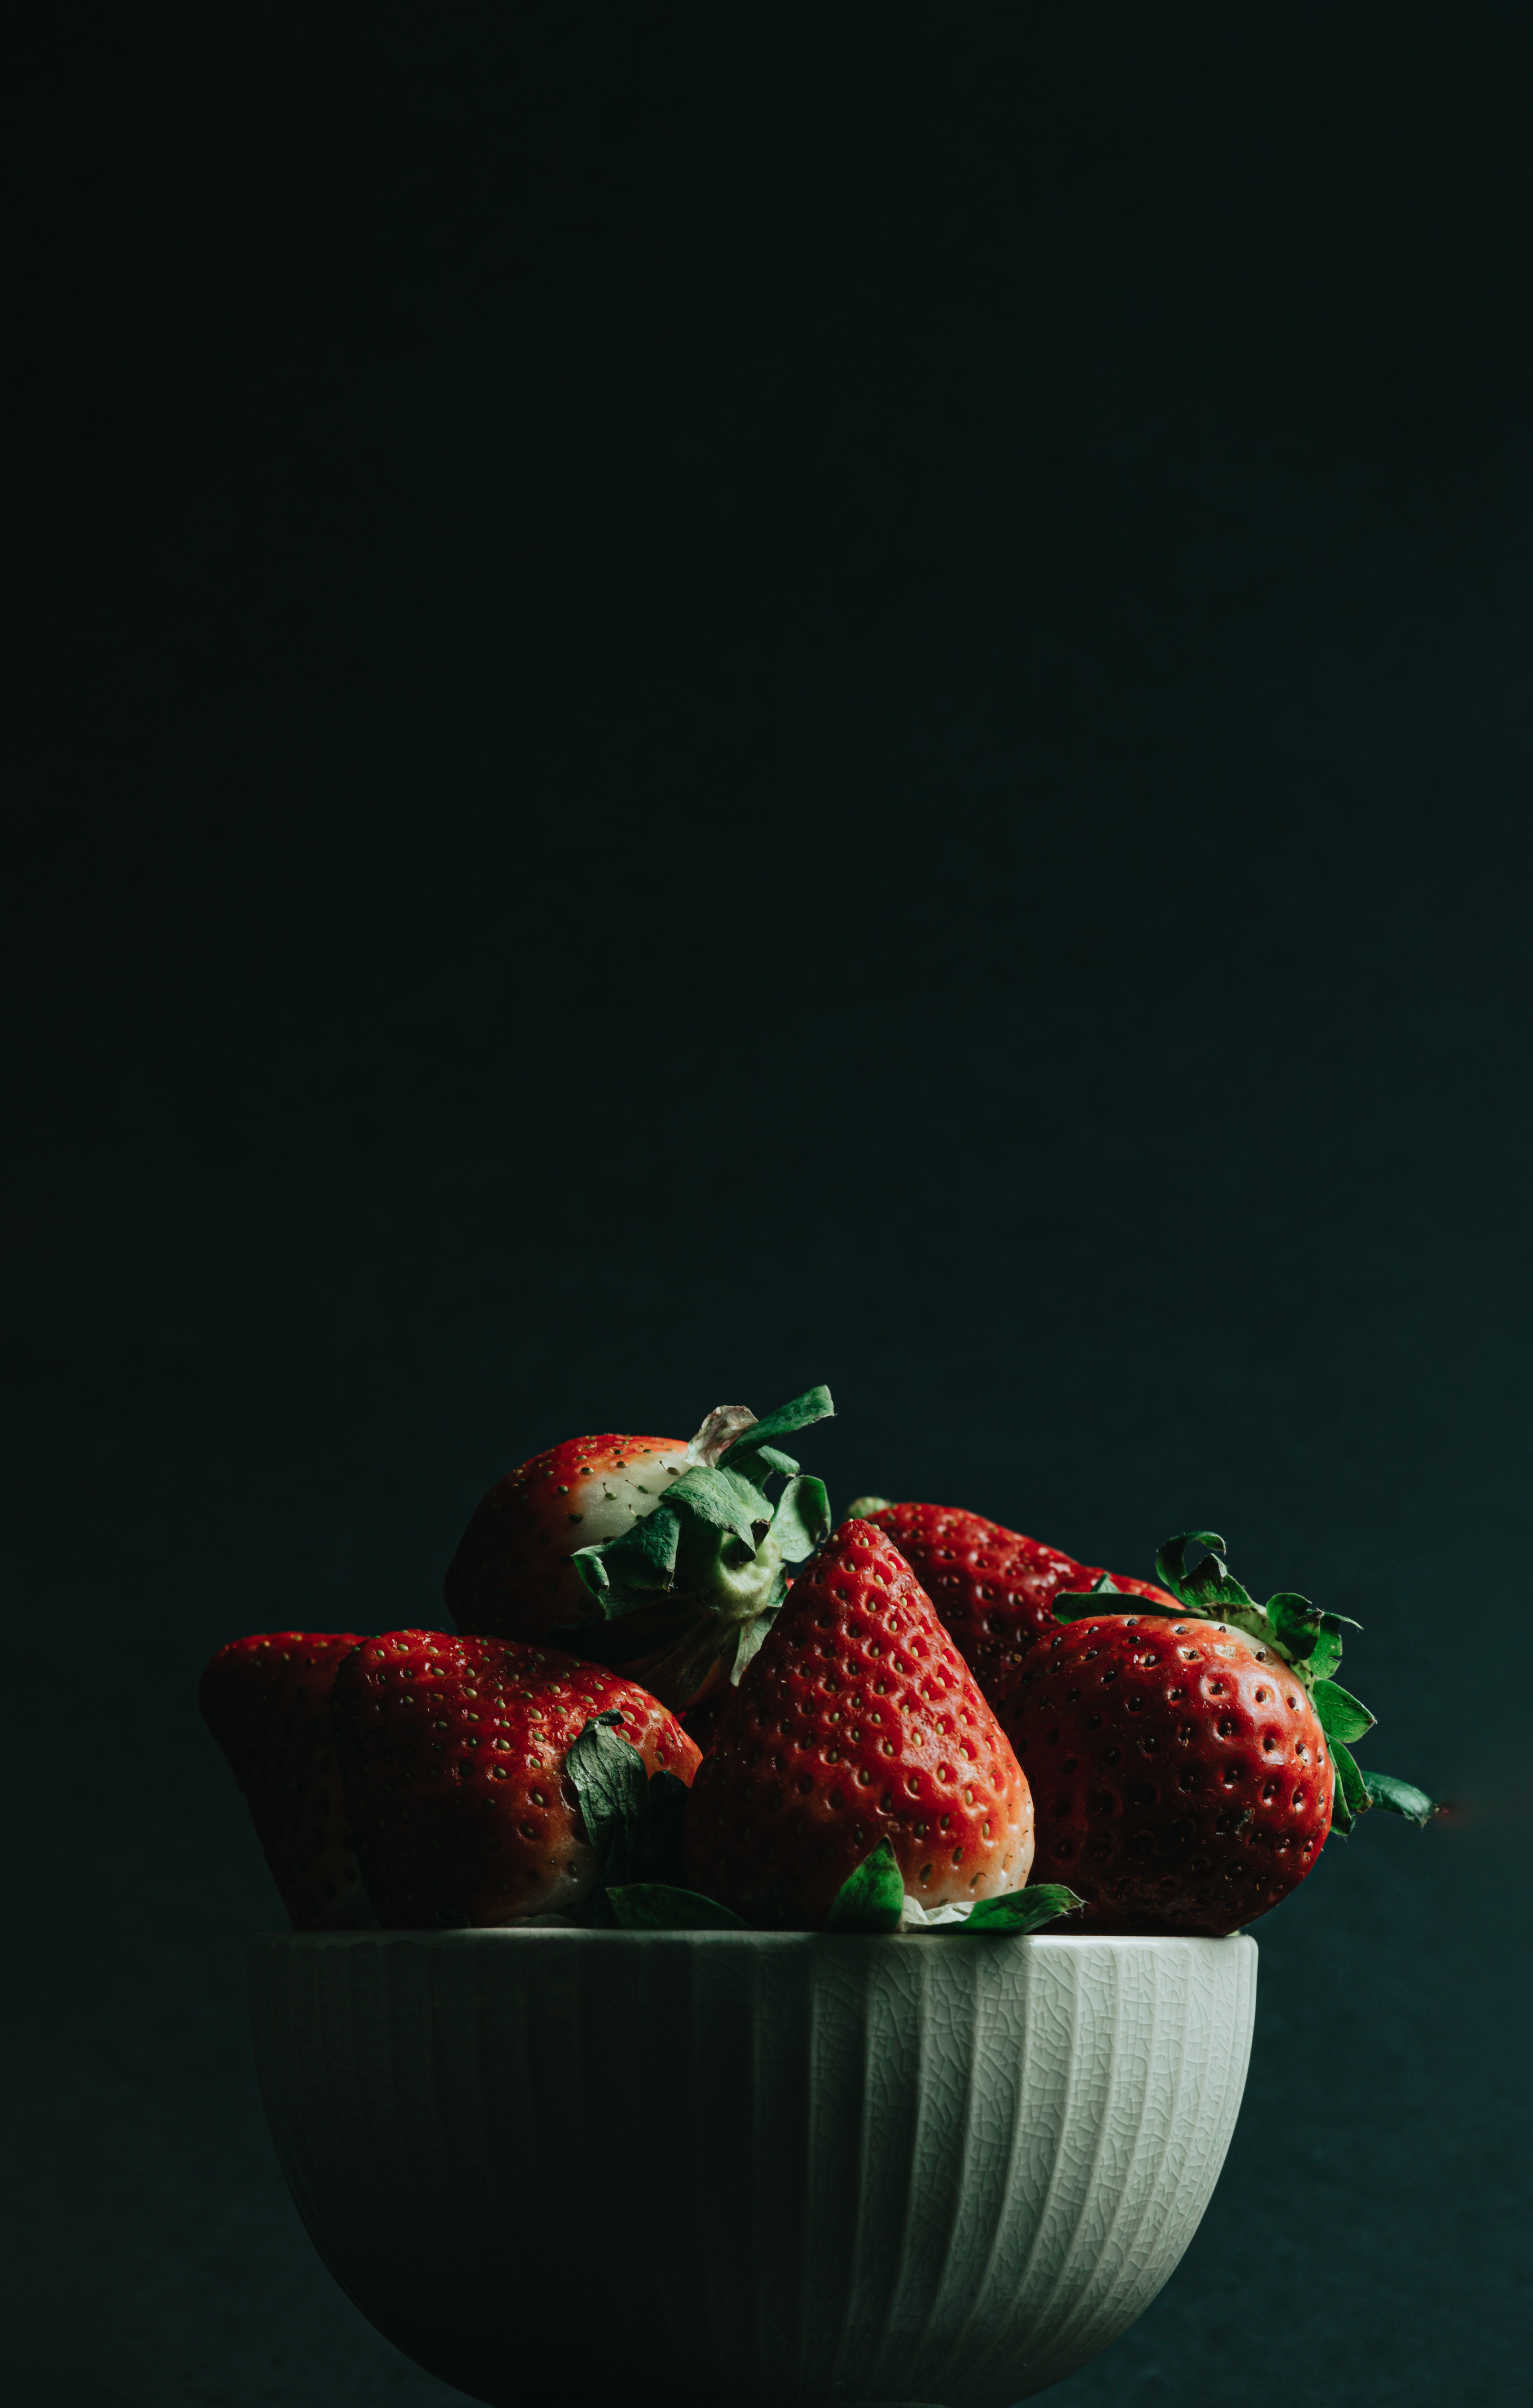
left=202, top=1387, right=1437, bottom=1939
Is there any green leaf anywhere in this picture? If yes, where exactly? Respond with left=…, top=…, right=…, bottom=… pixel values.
left=749, top=1443, right=802, bottom=1479
left=1153, top=1531, right=1231, bottom=1607
left=717, top=1384, right=835, bottom=1468
left=571, top=1504, right=681, bottom=1614
left=825, top=1837, right=906, bottom=1933
left=715, top=1444, right=802, bottom=1494
left=1305, top=1627, right=1345, bottom=1682
left=728, top=1599, right=779, bottom=1683
left=1313, top=1678, right=1377, bottom=1745
left=1184, top=1556, right=1258, bottom=1617
left=1266, top=1592, right=1360, bottom=1640
left=1330, top=1738, right=1368, bottom=1836
left=1363, top=1771, right=1439, bottom=1827
left=570, top=1548, right=610, bottom=1604
left=565, top=1713, right=650, bottom=1883
left=845, top=1495, right=891, bottom=1519
left=606, top=1883, right=750, bottom=1930
left=1264, top=1593, right=1359, bottom=1681
left=1264, top=1592, right=1322, bottom=1659
left=1153, top=1531, right=1290, bottom=1656
left=772, top=1474, right=832, bottom=1563
left=662, top=1465, right=770, bottom=1551
left=962, top=1885, right=1084, bottom=1935
left=1054, top=1591, right=1131, bottom=1623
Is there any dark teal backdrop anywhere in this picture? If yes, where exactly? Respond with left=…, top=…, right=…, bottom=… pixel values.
left=8, top=7, right=1530, bottom=2402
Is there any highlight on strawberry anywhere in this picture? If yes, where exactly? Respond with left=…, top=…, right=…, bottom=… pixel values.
left=681, top=1518, right=1046, bottom=1929
left=445, top=1386, right=836, bottom=1712
left=1001, top=1530, right=1439, bottom=1937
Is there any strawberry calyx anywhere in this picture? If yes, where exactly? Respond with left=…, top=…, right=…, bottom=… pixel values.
left=816, top=1839, right=1080, bottom=1936
left=608, top=1885, right=751, bottom=1930
left=1057, top=1529, right=1356, bottom=1691
left=564, top=1707, right=748, bottom=1926
left=564, top=1708, right=692, bottom=1903
left=823, top=1836, right=907, bottom=1931
left=1055, top=1528, right=1440, bottom=1839
left=817, top=1839, right=1081, bottom=1936
left=555, top=1385, right=835, bottom=1707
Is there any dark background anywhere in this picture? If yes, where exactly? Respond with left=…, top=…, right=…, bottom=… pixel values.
left=7, top=5, right=1530, bottom=2401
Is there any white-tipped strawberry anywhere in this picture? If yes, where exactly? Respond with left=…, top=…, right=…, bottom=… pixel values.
left=445, top=1387, right=834, bottom=1711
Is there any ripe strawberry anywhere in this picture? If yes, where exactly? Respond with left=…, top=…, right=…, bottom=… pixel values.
left=446, top=1388, right=834, bottom=1712
left=999, top=1529, right=1438, bottom=1935
left=1003, top=1612, right=1333, bottom=1934
left=845, top=1498, right=1178, bottom=1703
left=683, top=1519, right=1035, bottom=1929
left=198, top=1632, right=374, bottom=1931
left=447, top=1430, right=699, bottom=1632
left=678, top=1688, right=732, bottom=1758
left=331, top=1631, right=701, bottom=1926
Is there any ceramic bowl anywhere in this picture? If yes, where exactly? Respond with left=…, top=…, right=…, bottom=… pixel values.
left=249, top=1927, right=1256, bottom=2408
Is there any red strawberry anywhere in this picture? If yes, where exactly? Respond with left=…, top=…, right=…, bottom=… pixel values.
left=998, top=1527, right=1439, bottom=1934
left=683, top=1520, right=1035, bottom=1929
left=679, top=1687, right=733, bottom=1758
left=1001, top=1610, right=1333, bottom=1934
left=447, top=1430, right=697, bottom=1634
left=846, top=1498, right=1178, bottom=1702
left=446, top=1388, right=834, bottom=1712
left=198, top=1632, right=374, bottom=1931
left=331, top=1631, right=701, bottom=1926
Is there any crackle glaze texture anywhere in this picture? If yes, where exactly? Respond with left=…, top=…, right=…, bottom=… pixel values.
left=250, top=1929, right=1256, bottom=2408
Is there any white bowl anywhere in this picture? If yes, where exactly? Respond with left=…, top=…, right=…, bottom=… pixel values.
left=249, top=1927, right=1256, bottom=2408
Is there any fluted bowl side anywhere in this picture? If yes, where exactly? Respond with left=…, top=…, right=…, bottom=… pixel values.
left=249, top=1928, right=1256, bottom=2408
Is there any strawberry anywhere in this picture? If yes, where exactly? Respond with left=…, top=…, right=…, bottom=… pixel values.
left=844, top=1497, right=1178, bottom=1703
left=999, top=1530, right=1438, bottom=1936
left=446, top=1386, right=835, bottom=1712
left=447, top=1432, right=699, bottom=1633
left=679, top=1688, right=733, bottom=1758
left=682, top=1519, right=1035, bottom=1929
left=331, top=1631, right=701, bottom=1926
left=198, top=1632, right=374, bottom=1931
